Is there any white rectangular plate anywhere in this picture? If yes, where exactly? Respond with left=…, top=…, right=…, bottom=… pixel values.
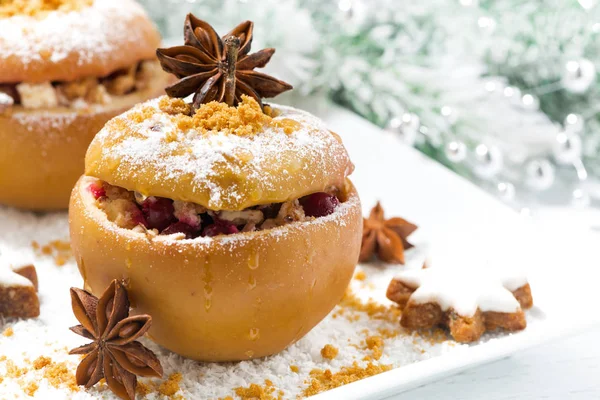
left=307, top=101, right=600, bottom=400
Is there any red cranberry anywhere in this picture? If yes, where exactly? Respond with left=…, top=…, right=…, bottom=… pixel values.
left=141, top=197, right=176, bottom=231
left=130, top=207, right=147, bottom=228
left=300, top=192, right=340, bottom=217
left=162, top=222, right=199, bottom=239
left=89, top=182, right=106, bottom=199
left=202, top=219, right=239, bottom=237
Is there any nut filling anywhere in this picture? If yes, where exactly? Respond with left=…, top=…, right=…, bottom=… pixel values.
left=0, top=60, right=162, bottom=110
left=89, top=181, right=342, bottom=239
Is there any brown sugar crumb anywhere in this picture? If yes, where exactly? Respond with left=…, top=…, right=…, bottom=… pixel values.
left=320, top=344, right=339, bottom=360
left=32, top=239, right=72, bottom=266
left=339, top=289, right=402, bottom=324
left=6, top=360, right=28, bottom=378
left=290, top=365, right=299, bottom=373
left=303, top=362, right=392, bottom=397
left=32, top=356, right=52, bottom=370
left=272, top=118, right=301, bottom=135
left=43, top=360, right=79, bottom=392
left=136, top=381, right=154, bottom=396
left=159, top=97, right=191, bottom=116
left=24, top=381, right=39, bottom=396
left=158, top=373, right=182, bottom=397
left=161, top=95, right=298, bottom=137
left=0, top=0, right=93, bottom=18
left=417, top=327, right=451, bottom=346
left=364, top=336, right=384, bottom=361
left=3, top=327, right=14, bottom=337
left=354, top=270, right=367, bottom=281
left=234, top=380, right=282, bottom=400
left=263, top=105, right=281, bottom=118
left=377, top=327, right=401, bottom=339
left=192, top=96, right=271, bottom=136
left=128, top=105, right=157, bottom=124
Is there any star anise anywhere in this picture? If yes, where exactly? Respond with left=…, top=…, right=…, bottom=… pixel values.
left=156, top=14, right=293, bottom=112
left=359, top=202, right=418, bottom=264
left=68, top=280, right=163, bottom=400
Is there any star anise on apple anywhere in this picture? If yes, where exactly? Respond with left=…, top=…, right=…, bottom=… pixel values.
left=359, top=202, right=418, bottom=264
left=156, top=14, right=293, bottom=112
left=68, top=280, right=163, bottom=400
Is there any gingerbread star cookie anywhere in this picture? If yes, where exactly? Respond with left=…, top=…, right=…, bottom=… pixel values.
left=387, top=268, right=533, bottom=343
left=0, top=256, right=40, bottom=319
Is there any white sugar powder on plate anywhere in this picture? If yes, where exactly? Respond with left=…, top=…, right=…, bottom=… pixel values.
left=0, top=205, right=544, bottom=399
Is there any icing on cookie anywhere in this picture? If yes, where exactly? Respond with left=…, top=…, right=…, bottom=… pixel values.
left=0, top=250, right=34, bottom=287
left=0, top=266, right=33, bottom=287
left=394, top=268, right=527, bottom=317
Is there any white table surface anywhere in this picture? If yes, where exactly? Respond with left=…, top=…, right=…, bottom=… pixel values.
left=390, top=328, right=600, bottom=400
left=301, top=95, right=600, bottom=400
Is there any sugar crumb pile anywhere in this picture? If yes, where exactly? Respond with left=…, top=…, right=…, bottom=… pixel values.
left=155, top=95, right=299, bottom=137
left=32, top=239, right=72, bottom=266
left=0, top=355, right=79, bottom=396
left=158, top=372, right=183, bottom=397
left=320, top=344, right=339, bottom=360
left=234, top=379, right=283, bottom=400
left=303, top=362, right=393, bottom=397
left=0, top=0, right=93, bottom=18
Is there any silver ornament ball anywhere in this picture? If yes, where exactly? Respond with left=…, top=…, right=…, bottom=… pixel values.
left=440, top=106, right=458, bottom=125
left=477, top=16, right=496, bottom=34
left=484, top=80, right=502, bottom=94
left=562, top=59, right=596, bottom=94
left=386, top=113, right=420, bottom=146
left=564, top=113, right=584, bottom=134
left=572, top=188, right=591, bottom=207
left=338, top=0, right=353, bottom=13
left=552, top=131, right=583, bottom=164
left=473, top=144, right=504, bottom=178
left=497, top=182, right=516, bottom=201
left=525, top=159, right=555, bottom=190
left=444, top=141, right=467, bottom=163
left=520, top=93, right=540, bottom=111
left=503, top=86, right=523, bottom=106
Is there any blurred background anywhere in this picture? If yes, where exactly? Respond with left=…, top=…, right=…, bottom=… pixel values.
left=140, top=0, right=600, bottom=225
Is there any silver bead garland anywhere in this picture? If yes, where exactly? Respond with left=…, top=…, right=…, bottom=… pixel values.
left=562, top=58, right=596, bottom=94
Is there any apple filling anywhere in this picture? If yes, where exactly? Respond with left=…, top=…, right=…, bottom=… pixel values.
left=89, top=181, right=341, bottom=239
left=0, top=60, right=162, bottom=111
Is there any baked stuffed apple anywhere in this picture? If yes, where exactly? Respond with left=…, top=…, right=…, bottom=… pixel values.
left=69, top=16, right=362, bottom=361
left=0, top=0, right=170, bottom=210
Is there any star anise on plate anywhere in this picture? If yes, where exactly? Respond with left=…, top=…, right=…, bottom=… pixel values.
left=156, top=14, right=293, bottom=112
left=359, top=202, right=418, bottom=264
left=68, top=280, right=163, bottom=400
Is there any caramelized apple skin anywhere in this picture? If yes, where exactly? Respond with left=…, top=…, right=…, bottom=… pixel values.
left=69, top=176, right=362, bottom=361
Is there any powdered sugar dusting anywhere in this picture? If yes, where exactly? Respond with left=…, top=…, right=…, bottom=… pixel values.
left=0, top=92, right=14, bottom=107
left=90, top=100, right=353, bottom=210
left=0, top=0, right=152, bottom=78
left=0, top=204, right=546, bottom=399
